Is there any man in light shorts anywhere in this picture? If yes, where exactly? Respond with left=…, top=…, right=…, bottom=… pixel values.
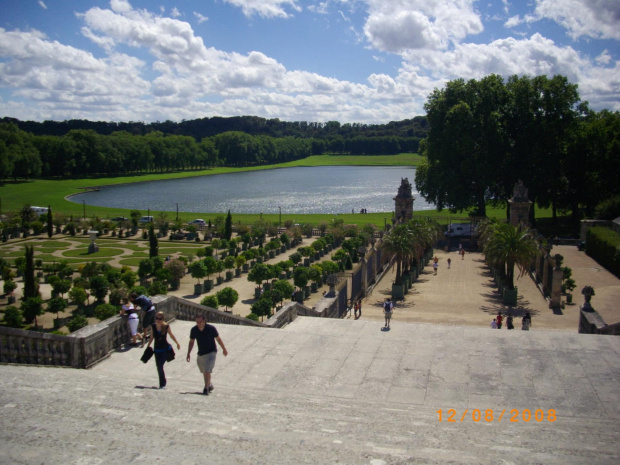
left=186, top=314, right=228, bottom=395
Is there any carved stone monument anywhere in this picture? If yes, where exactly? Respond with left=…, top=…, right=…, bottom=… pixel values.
left=394, top=178, right=414, bottom=222
left=508, top=180, right=532, bottom=227
left=88, top=230, right=99, bottom=254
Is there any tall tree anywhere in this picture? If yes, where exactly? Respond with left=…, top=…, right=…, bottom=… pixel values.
left=23, top=245, right=39, bottom=300
left=224, top=210, right=232, bottom=241
left=46, top=206, right=53, bottom=238
left=416, top=75, right=508, bottom=216
left=149, top=223, right=158, bottom=258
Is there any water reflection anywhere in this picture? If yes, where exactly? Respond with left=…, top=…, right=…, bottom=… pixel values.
left=71, top=166, right=434, bottom=214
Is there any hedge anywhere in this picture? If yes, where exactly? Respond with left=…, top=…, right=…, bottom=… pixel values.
left=586, top=226, right=620, bottom=278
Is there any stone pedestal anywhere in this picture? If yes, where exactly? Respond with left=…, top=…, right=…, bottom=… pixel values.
left=549, top=268, right=563, bottom=308
left=508, top=180, right=532, bottom=227
left=87, top=230, right=99, bottom=254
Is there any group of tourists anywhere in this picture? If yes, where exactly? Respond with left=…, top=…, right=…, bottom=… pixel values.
left=491, top=311, right=531, bottom=330
left=121, top=293, right=227, bottom=394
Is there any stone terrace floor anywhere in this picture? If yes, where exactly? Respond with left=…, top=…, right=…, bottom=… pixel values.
left=1, top=316, right=619, bottom=464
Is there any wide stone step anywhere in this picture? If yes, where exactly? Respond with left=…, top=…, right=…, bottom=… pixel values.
left=0, top=317, right=619, bottom=464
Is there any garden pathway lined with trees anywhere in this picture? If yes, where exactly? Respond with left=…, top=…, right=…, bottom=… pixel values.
left=357, top=248, right=617, bottom=332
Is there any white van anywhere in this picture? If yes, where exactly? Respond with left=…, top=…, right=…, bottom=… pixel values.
left=445, top=223, right=474, bottom=237
left=30, top=206, right=49, bottom=216
left=138, top=216, right=154, bottom=224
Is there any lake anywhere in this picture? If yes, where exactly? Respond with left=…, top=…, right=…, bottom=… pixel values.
left=70, top=166, right=434, bottom=214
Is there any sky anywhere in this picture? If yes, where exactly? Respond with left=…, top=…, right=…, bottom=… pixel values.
left=0, top=0, right=618, bottom=124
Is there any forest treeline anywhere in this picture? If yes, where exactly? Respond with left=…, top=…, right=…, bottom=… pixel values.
left=0, top=116, right=427, bottom=178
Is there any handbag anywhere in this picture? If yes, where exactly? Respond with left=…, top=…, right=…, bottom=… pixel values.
left=141, top=346, right=154, bottom=363
left=166, top=346, right=175, bottom=362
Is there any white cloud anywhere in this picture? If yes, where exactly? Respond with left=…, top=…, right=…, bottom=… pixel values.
left=535, top=0, right=620, bottom=40
left=193, top=12, right=209, bottom=24
left=0, top=27, right=150, bottom=121
left=38, top=1, right=47, bottom=10
left=0, top=0, right=617, bottom=123
left=504, top=15, right=522, bottom=28
left=362, top=0, right=484, bottom=52
left=595, top=49, right=611, bottom=65
left=222, top=0, right=302, bottom=19
left=170, top=7, right=181, bottom=18
left=110, top=0, right=132, bottom=14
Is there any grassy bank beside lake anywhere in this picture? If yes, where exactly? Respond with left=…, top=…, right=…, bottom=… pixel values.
left=0, top=152, right=555, bottom=227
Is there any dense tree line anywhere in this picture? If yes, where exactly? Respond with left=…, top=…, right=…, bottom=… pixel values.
left=2, top=115, right=428, bottom=141
left=0, top=115, right=425, bottom=177
left=415, top=74, right=620, bottom=221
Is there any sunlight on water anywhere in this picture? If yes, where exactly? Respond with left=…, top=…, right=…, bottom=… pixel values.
left=71, top=166, right=435, bottom=214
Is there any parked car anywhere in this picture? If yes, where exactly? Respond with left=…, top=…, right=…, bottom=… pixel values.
left=138, top=216, right=154, bottom=224
left=188, top=219, right=206, bottom=227
left=111, top=216, right=128, bottom=222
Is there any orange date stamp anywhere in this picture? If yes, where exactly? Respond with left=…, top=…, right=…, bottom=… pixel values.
left=437, top=409, right=556, bottom=423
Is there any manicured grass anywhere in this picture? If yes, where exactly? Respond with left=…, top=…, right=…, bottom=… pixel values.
left=61, top=247, right=126, bottom=258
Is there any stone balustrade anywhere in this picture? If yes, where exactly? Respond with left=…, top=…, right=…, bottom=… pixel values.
left=0, top=264, right=361, bottom=369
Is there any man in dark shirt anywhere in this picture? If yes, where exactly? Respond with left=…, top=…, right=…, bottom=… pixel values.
left=186, top=314, right=228, bottom=395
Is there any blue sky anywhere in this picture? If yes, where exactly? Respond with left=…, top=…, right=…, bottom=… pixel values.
left=0, top=0, right=618, bottom=124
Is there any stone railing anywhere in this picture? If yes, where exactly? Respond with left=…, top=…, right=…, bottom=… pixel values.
left=0, top=288, right=349, bottom=369
left=579, top=304, right=620, bottom=335
left=0, top=313, right=130, bottom=369
left=153, top=295, right=265, bottom=327
left=262, top=293, right=340, bottom=329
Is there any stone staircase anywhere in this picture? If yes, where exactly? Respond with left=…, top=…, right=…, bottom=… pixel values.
left=1, top=317, right=619, bottom=464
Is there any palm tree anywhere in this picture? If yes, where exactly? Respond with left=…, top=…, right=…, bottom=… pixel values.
left=380, top=224, right=415, bottom=286
left=404, top=218, right=441, bottom=273
left=483, top=222, right=539, bottom=290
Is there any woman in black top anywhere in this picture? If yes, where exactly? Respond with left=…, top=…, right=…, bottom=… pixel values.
left=145, top=311, right=180, bottom=389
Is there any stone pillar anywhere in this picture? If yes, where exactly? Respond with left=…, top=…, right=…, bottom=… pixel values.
left=393, top=178, right=415, bottom=222
left=361, top=257, right=368, bottom=295
left=549, top=268, right=563, bottom=308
